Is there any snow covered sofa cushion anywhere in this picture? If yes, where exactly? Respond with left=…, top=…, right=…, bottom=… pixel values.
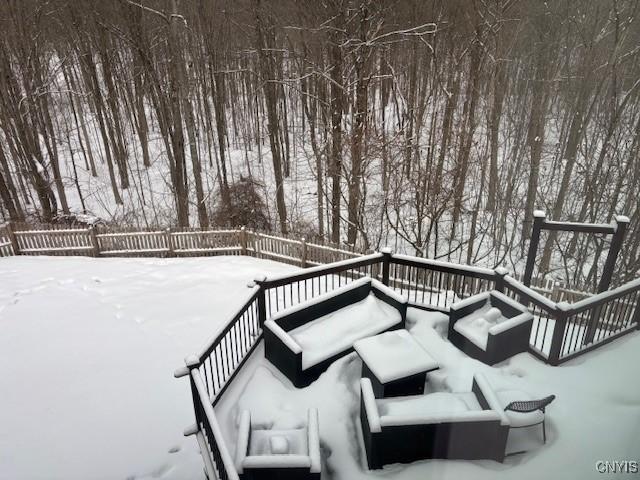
left=448, top=291, right=533, bottom=365
left=264, top=277, right=407, bottom=387
left=360, top=373, right=509, bottom=469
left=235, top=408, right=321, bottom=480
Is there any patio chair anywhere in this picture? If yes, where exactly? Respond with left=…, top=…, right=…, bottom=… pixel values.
left=497, top=392, right=556, bottom=444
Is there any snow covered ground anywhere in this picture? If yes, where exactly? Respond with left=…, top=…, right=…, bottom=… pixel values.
left=1, top=255, right=638, bottom=480
left=0, top=256, right=297, bottom=480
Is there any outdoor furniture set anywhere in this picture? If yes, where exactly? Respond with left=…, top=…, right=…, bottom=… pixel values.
left=237, top=277, right=554, bottom=477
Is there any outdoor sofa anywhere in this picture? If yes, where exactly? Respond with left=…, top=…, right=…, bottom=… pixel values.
left=264, top=277, right=407, bottom=387
left=360, top=373, right=509, bottom=468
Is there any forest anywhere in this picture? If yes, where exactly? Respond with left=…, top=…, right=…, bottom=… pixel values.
left=0, top=0, right=639, bottom=290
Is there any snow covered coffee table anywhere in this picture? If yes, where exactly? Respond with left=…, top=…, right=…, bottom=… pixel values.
left=354, top=329, right=439, bottom=398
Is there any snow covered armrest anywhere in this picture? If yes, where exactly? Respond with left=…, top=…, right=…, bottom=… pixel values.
left=489, top=312, right=532, bottom=335
left=307, top=408, right=321, bottom=473
left=449, top=292, right=490, bottom=322
left=472, top=373, right=510, bottom=426
left=264, top=320, right=302, bottom=354
left=235, top=410, right=252, bottom=472
left=361, top=378, right=381, bottom=433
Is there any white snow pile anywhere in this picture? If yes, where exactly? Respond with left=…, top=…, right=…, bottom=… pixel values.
left=0, top=256, right=296, bottom=480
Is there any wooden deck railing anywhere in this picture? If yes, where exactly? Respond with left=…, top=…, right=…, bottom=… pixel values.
left=172, top=248, right=639, bottom=479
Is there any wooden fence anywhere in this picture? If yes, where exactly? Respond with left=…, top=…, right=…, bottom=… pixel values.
left=0, top=223, right=362, bottom=265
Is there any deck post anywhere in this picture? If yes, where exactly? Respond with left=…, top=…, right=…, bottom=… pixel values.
left=523, top=210, right=545, bottom=287
left=254, top=275, right=267, bottom=326
left=597, top=215, right=629, bottom=294
left=494, top=267, right=508, bottom=293
left=89, top=226, right=99, bottom=257
left=548, top=302, right=569, bottom=366
left=6, top=221, right=20, bottom=255
left=381, top=247, right=392, bottom=286
left=300, top=237, right=307, bottom=268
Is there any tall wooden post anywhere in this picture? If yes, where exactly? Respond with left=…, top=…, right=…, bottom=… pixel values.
left=584, top=215, right=630, bottom=345
left=254, top=275, right=267, bottom=326
left=381, top=247, right=392, bottom=286
left=240, top=226, right=248, bottom=256
left=523, top=210, right=546, bottom=287
left=597, top=215, right=629, bottom=293
left=165, top=228, right=175, bottom=257
left=300, top=238, right=307, bottom=268
left=89, top=226, right=99, bottom=257
left=6, top=221, right=20, bottom=255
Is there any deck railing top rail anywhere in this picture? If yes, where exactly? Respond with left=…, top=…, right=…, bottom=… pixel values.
left=562, top=276, right=640, bottom=315
left=391, top=253, right=496, bottom=279
left=258, top=252, right=383, bottom=288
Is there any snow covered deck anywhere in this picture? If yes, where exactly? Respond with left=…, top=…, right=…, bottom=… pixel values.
left=0, top=256, right=297, bottom=480
left=216, top=308, right=640, bottom=480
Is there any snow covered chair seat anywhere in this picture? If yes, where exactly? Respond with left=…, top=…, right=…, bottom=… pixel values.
left=447, top=291, right=533, bottom=365
left=264, top=277, right=407, bottom=387
left=360, top=373, right=509, bottom=469
left=235, top=409, right=321, bottom=480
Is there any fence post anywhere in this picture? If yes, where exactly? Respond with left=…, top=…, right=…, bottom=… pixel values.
left=523, top=210, right=545, bottom=287
left=300, top=237, right=307, bottom=268
left=254, top=275, right=267, bottom=326
left=165, top=228, right=175, bottom=257
left=548, top=302, right=569, bottom=365
left=240, top=226, right=248, bottom=256
left=494, top=267, right=508, bottom=292
left=6, top=221, right=20, bottom=255
left=634, top=299, right=640, bottom=330
left=597, top=215, right=629, bottom=294
left=381, top=247, right=392, bottom=286
left=89, top=226, right=99, bottom=257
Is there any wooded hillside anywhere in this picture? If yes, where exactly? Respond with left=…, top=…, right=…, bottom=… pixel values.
left=0, top=0, right=639, bottom=289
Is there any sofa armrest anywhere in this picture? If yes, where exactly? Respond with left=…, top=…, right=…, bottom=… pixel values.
left=265, top=320, right=302, bottom=354
left=489, top=312, right=533, bottom=335
left=307, top=408, right=321, bottom=473
left=361, top=378, right=381, bottom=433
left=472, top=373, right=510, bottom=426
left=235, top=410, right=251, bottom=473
left=449, top=293, right=490, bottom=325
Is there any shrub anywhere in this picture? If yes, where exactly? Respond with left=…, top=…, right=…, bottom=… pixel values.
left=212, top=178, right=271, bottom=230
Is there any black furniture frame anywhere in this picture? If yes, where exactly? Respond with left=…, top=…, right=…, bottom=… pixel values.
left=264, top=277, right=407, bottom=387
left=360, top=374, right=510, bottom=469
left=448, top=290, right=533, bottom=365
